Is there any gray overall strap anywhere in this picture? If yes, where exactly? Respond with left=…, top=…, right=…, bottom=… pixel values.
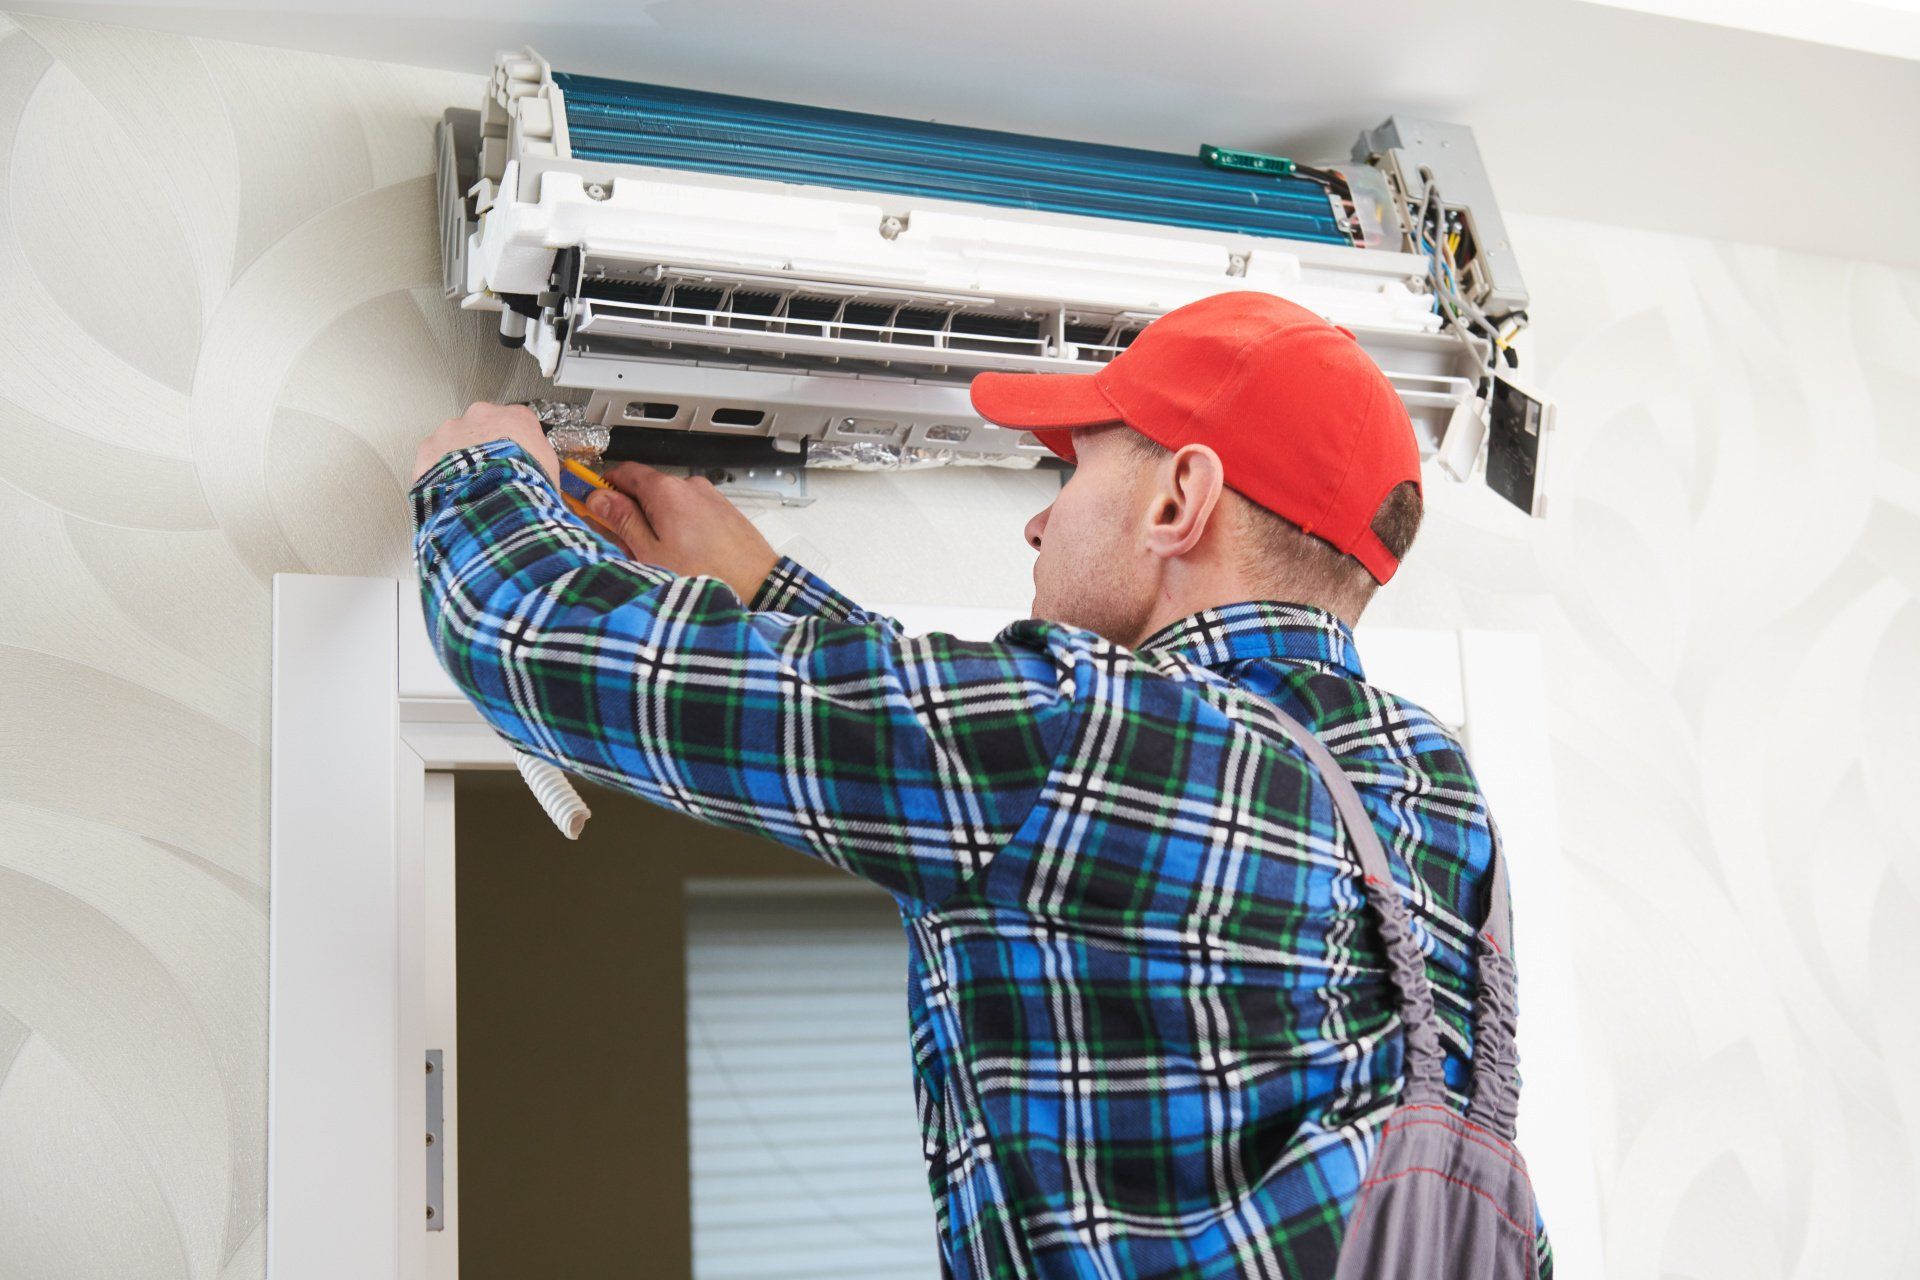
left=1260, top=704, right=1448, bottom=1106
left=1464, top=826, right=1521, bottom=1138
left=1260, top=704, right=1521, bottom=1135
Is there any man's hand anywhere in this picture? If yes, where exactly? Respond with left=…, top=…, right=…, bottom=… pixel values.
left=585, top=462, right=781, bottom=603
left=411, top=402, right=561, bottom=491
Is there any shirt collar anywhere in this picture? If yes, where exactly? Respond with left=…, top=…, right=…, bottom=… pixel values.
left=1137, top=600, right=1366, bottom=680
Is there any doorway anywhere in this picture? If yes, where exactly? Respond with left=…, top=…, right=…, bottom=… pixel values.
left=452, top=772, right=937, bottom=1280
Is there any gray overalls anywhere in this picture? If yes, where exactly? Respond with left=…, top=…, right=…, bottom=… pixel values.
left=1264, top=705, right=1542, bottom=1278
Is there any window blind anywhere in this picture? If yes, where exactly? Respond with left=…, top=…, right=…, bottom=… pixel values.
left=686, top=883, right=941, bottom=1280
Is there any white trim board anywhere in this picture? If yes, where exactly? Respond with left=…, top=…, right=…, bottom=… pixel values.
left=268, top=575, right=407, bottom=1280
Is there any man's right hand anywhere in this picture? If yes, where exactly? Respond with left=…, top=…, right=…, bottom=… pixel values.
left=585, top=462, right=781, bottom=604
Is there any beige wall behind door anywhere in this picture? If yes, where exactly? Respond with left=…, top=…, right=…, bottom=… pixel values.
left=454, top=772, right=851, bottom=1280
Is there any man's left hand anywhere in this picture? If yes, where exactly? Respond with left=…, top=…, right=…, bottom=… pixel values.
left=411, top=402, right=561, bottom=491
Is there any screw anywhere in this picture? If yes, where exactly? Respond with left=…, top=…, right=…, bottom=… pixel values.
left=1226, top=253, right=1249, bottom=278
left=426, top=1132, right=436, bottom=1147
left=585, top=182, right=610, bottom=201
left=879, top=214, right=907, bottom=240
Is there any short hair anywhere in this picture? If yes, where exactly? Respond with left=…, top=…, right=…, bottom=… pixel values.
left=1115, top=427, right=1422, bottom=617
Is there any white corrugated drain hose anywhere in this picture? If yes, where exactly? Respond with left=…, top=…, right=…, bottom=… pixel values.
left=512, top=750, right=592, bottom=840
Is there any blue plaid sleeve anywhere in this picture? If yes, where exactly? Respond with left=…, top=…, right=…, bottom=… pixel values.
left=408, top=437, right=1074, bottom=910
left=747, top=553, right=908, bottom=634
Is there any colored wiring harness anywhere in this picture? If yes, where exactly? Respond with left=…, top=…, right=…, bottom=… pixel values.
left=1407, top=171, right=1528, bottom=381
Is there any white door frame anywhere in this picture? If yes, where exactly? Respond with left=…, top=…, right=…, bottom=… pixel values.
left=267, top=574, right=1602, bottom=1280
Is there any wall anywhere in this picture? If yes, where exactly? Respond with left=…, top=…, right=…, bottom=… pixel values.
left=452, top=772, right=844, bottom=1280
left=0, top=12, right=1913, bottom=1278
left=1369, top=227, right=1920, bottom=1276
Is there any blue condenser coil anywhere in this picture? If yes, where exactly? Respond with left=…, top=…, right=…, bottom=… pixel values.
left=552, top=71, right=1352, bottom=247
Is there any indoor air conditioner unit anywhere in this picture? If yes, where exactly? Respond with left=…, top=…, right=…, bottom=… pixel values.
left=438, top=49, right=1552, bottom=515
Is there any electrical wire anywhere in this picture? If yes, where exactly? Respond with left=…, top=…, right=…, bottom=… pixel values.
left=1415, top=196, right=1491, bottom=368
left=1404, top=171, right=1526, bottom=379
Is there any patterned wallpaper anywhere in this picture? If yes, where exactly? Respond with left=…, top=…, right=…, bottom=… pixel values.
left=0, top=13, right=1913, bottom=1277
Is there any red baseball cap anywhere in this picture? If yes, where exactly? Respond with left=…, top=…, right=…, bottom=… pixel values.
left=970, top=291, right=1421, bottom=583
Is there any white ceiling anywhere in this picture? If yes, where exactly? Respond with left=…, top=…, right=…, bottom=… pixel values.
left=15, top=0, right=1920, bottom=269
left=1580, top=0, right=1920, bottom=60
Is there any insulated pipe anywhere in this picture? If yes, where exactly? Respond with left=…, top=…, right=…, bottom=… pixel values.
left=512, top=750, right=592, bottom=840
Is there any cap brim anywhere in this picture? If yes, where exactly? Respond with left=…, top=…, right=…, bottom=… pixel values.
left=970, top=372, right=1124, bottom=464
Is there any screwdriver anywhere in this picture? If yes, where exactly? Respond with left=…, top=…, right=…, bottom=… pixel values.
left=554, top=456, right=626, bottom=549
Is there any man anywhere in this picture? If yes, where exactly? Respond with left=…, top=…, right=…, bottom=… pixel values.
left=408, top=290, right=1551, bottom=1278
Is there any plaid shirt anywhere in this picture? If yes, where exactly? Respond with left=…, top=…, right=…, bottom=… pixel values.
left=409, top=438, right=1552, bottom=1280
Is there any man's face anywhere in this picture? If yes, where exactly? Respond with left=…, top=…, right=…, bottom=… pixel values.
left=1021, top=425, right=1160, bottom=643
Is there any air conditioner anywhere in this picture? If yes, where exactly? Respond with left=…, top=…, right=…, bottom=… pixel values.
left=439, top=49, right=1551, bottom=515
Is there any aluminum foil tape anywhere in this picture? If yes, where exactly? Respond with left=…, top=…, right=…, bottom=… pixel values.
left=529, top=399, right=609, bottom=461
left=526, top=401, right=1041, bottom=473
left=805, top=441, right=1041, bottom=472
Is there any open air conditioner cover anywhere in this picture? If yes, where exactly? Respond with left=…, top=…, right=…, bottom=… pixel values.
left=440, top=49, right=1547, bottom=513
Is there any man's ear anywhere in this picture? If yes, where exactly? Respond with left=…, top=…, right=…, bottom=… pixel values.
left=1141, top=443, right=1226, bottom=559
